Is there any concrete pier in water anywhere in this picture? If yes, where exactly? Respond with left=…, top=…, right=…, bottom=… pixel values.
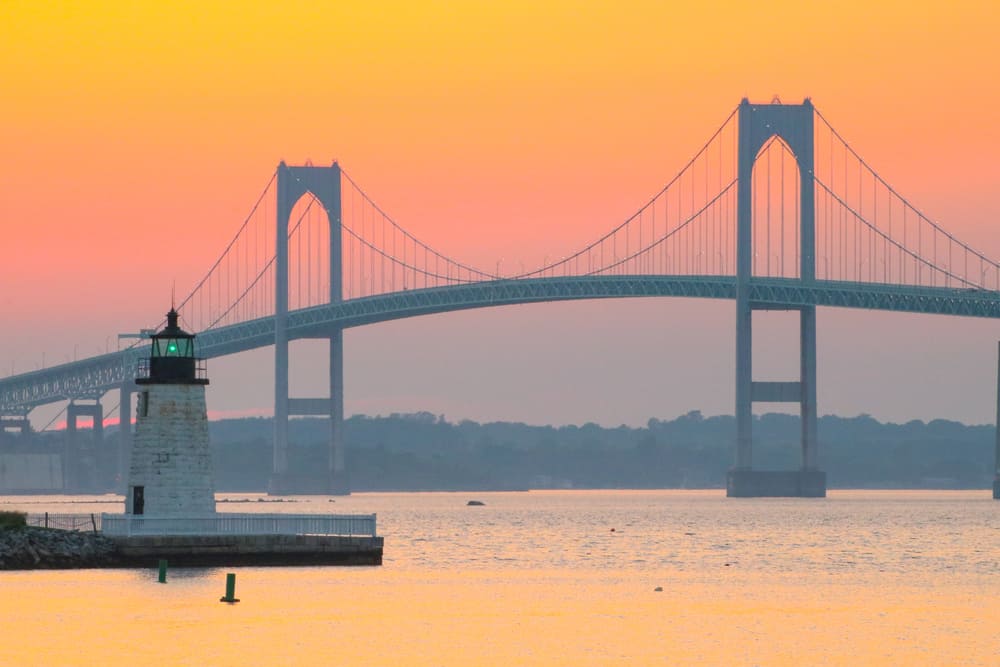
left=100, top=513, right=382, bottom=567
left=727, top=470, right=827, bottom=498
left=111, top=533, right=382, bottom=567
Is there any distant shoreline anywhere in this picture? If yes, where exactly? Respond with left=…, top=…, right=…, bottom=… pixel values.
left=1, top=486, right=995, bottom=499
left=4, top=412, right=995, bottom=492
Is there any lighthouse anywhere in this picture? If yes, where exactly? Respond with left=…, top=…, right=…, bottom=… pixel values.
left=125, top=308, right=216, bottom=516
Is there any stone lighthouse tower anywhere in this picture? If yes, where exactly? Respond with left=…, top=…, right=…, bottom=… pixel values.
left=125, top=308, right=216, bottom=516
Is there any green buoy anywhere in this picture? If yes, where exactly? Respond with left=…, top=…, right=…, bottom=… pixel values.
left=220, top=572, right=240, bottom=603
left=157, top=559, right=168, bottom=584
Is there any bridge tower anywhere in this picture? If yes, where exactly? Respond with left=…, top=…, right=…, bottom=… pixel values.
left=728, top=98, right=827, bottom=497
left=65, top=399, right=104, bottom=492
left=270, top=162, right=348, bottom=495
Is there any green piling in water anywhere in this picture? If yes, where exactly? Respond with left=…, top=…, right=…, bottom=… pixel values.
left=220, top=572, right=240, bottom=603
left=157, top=559, right=168, bottom=584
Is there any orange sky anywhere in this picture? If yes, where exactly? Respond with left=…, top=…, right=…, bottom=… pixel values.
left=2, top=1, right=999, bottom=426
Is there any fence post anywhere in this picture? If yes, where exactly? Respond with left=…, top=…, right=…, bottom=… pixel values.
left=90, top=513, right=97, bottom=533
left=44, top=512, right=48, bottom=528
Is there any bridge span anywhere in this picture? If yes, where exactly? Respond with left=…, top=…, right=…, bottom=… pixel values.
left=4, top=98, right=1000, bottom=497
left=4, top=274, right=1000, bottom=413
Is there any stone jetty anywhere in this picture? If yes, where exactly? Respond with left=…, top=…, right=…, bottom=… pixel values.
left=0, top=527, right=122, bottom=570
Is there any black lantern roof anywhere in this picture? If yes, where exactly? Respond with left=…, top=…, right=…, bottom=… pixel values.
left=136, top=308, right=208, bottom=385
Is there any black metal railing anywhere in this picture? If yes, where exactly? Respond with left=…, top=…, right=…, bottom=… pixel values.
left=135, top=357, right=208, bottom=383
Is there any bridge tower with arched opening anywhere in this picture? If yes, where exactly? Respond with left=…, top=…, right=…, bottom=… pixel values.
left=729, top=98, right=826, bottom=497
left=271, top=162, right=348, bottom=494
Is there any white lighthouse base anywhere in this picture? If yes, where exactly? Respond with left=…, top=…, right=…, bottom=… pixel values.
left=126, top=383, right=216, bottom=516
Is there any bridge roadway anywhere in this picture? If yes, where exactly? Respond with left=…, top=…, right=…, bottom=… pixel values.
left=4, top=274, right=1000, bottom=412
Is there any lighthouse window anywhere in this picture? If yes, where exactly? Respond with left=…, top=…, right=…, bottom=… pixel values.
left=140, top=391, right=149, bottom=417
left=154, top=338, right=192, bottom=357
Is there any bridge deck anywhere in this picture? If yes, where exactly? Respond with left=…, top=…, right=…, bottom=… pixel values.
left=3, top=275, right=1000, bottom=411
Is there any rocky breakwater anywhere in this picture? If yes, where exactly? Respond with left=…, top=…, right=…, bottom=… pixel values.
left=0, top=527, right=122, bottom=570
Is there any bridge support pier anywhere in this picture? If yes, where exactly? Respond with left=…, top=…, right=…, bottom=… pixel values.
left=729, top=98, right=826, bottom=498
left=65, top=399, right=104, bottom=493
left=728, top=304, right=826, bottom=497
left=994, top=341, right=1000, bottom=500
left=728, top=469, right=826, bottom=497
left=268, top=330, right=348, bottom=495
left=328, top=328, right=348, bottom=495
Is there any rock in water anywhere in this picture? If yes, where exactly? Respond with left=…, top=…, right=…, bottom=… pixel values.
left=466, top=500, right=485, bottom=506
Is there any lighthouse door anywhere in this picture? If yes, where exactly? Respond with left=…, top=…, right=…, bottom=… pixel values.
left=132, top=486, right=145, bottom=515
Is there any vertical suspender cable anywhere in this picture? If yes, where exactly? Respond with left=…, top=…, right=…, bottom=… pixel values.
left=766, top=141, right=772, bottom=277
left=781, top=142, right=786, bottom=277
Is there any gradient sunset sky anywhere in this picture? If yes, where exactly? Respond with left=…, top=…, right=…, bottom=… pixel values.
left=2, top=1, right=999, bottom=428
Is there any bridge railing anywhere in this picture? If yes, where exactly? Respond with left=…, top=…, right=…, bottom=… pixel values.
left=100, top=512, right=377, bottom=537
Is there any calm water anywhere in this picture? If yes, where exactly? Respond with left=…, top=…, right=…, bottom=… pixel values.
left=1, top=490, right=998, bottom=665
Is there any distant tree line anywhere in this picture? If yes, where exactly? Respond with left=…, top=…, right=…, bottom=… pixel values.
left=7, top=410, right=992, bottom=492
left=205, top=410, right=994, bottom=491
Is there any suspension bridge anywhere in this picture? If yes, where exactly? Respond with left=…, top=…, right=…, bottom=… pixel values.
left=3, top=98, right=1000, bottom=496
